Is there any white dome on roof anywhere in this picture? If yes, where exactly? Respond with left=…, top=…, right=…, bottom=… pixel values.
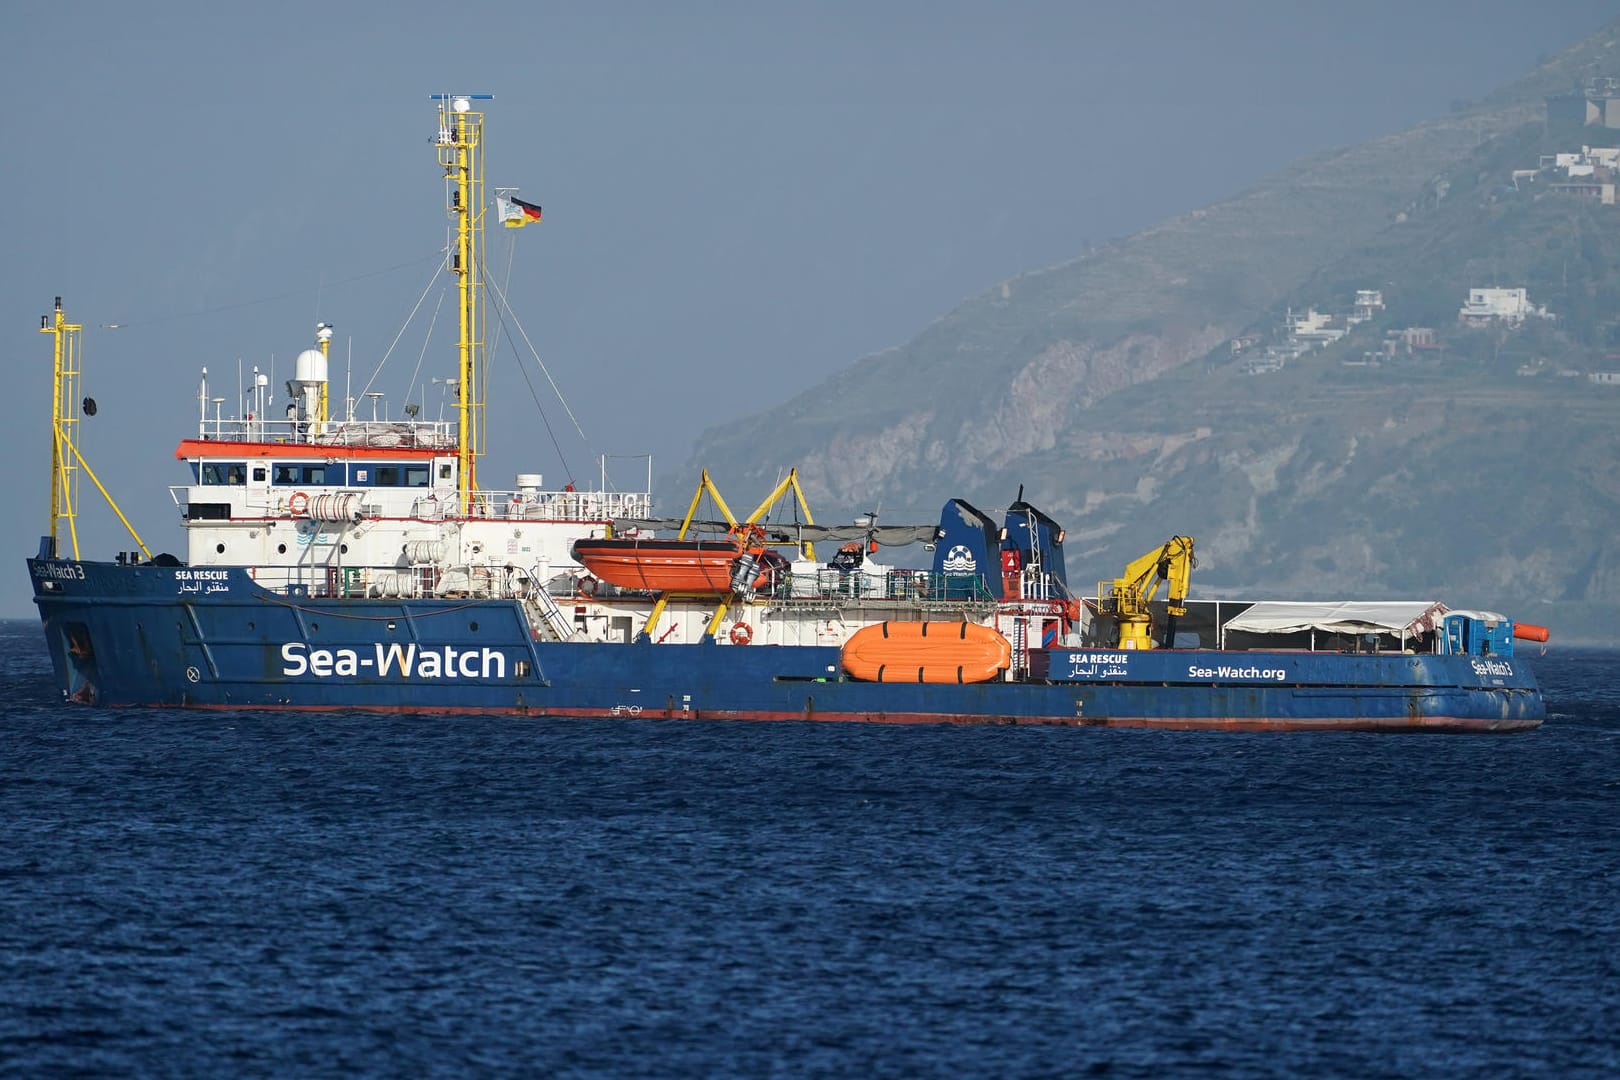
left=293, top=348, right=327, bottom=384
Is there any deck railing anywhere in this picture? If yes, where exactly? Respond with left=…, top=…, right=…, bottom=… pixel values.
left=169, top=486, right=653, bottom=522
left=194, top=416, right=457, bottom=449
left=219, top=564, right=1009, bottom=606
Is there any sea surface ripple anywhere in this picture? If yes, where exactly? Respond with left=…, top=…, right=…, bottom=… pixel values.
left=1, top=621, right=1616, bottom=1078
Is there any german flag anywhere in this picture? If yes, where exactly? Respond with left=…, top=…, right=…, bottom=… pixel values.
left=501, top=195, right=542, bottom=228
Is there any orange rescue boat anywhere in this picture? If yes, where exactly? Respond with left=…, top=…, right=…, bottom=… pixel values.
left=572, top=535, right=784, bottom=593
left=842, top=621, right=1013, bottom=684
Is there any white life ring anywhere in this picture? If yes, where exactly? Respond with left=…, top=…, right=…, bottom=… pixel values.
left=729, top=622, right=753, bottom=646
left=288, top=491, right=310, bottom=515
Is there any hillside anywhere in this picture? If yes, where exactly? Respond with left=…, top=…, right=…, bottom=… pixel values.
left=673, top=20, right=1620, bottom=642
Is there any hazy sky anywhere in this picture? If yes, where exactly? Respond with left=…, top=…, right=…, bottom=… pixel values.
left=3, top=1, right=1613, bottom=615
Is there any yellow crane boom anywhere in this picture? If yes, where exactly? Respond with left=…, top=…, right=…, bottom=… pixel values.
left=1097, top=536, right=1196, bottom=650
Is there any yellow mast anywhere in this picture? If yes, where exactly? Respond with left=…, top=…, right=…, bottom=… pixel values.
left=40, top=297, right=82, bottom=558
left=435, top=93, right=489, bottom=511
left=315, top=321, right=332, bottom=423
left=38, top=297, right=151, bottom=561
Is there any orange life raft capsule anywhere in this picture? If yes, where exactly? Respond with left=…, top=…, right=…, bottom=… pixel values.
left=841, top=621, right=1013, bottom=684
left=1512, top=622, right=1550, bottom=643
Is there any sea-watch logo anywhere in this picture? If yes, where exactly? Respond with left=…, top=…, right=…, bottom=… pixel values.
left=281, top=641, right=509, bottom=679
left=941, top=545, right=976, bottom=574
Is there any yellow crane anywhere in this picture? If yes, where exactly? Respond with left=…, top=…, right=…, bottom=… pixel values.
left=1097, top=536, right=1196, bottom=650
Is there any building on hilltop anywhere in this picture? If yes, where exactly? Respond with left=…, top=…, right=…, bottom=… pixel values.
left=1527, top=145, right=1618, bottom=202
left=1457, top=288, right=1551, bottom=326
left=1402, top=327, right=1437, bottom=350
left=1228, top=333, right=1263, bottom=355
left=1536, top=147, right=1620, bottom=172
left=1548, top=176, right=1616, bottom=203
left=1547, top=76, right=1620, bottom=128
left=1286, top=307, right=1349, bottom=346
left=1353, top=290, right=1385, bottom=320
left=1381, top=327, right=1438, bottom=359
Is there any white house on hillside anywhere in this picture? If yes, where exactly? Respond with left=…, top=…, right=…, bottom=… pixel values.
left=1286, top=307, right=1348, bottom=345
left=1458, top=287, right=1552, bottom=326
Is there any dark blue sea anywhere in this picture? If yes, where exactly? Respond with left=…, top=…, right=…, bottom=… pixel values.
left=1, top=619, right=1615, bottom=1078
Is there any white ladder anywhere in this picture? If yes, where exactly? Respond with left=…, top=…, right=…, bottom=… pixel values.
left=527, top=588, right=575, bottom=642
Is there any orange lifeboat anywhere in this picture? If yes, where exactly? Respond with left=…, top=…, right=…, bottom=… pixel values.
left=842, top=621, right=1012, bottom=684
left=571, top=535, right=785, bottom=593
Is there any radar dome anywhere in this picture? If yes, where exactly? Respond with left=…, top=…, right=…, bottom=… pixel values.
left=293, top=348, right=328, bottom=384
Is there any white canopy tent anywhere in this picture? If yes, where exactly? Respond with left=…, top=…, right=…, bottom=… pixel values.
left=1219, top=601, right=1452, bottom=650
left=1221, top=601, right=1450, bottom=636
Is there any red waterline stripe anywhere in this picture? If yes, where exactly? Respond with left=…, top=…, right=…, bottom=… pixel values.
left=154, top=702, right=1540, bottom=731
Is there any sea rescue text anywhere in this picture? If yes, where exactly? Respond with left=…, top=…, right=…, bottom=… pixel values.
left=1061, top=652, right=1288, bottom=681
left=281, top=642, right=510, bottom=679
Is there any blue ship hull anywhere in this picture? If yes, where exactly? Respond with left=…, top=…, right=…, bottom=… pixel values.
left=29, top=558, right=1545, bottom=732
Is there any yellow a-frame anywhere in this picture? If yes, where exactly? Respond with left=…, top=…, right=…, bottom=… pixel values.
left=39, top=297, right=149, bottom=561
left=637, top=467, right=818, bottom=642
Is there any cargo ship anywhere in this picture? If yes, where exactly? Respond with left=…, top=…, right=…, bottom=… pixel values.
left=26, top=96, right=1547, bottom=731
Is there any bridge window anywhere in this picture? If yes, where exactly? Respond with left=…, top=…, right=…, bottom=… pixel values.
left=281, top=461, right=430, bottom=487
left=200, top=462, right=248, bottom=485
left=355, top=464, right=429, bottom=486
left=273, top=463, right=331, bottom=485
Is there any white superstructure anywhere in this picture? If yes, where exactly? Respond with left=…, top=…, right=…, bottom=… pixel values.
left=175, top=326, right=649, bottom=604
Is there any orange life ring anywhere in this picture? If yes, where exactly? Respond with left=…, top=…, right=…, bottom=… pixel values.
left=288, top=491, right=310, bottom=515
left=729, top=622, right=753, bottom=646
